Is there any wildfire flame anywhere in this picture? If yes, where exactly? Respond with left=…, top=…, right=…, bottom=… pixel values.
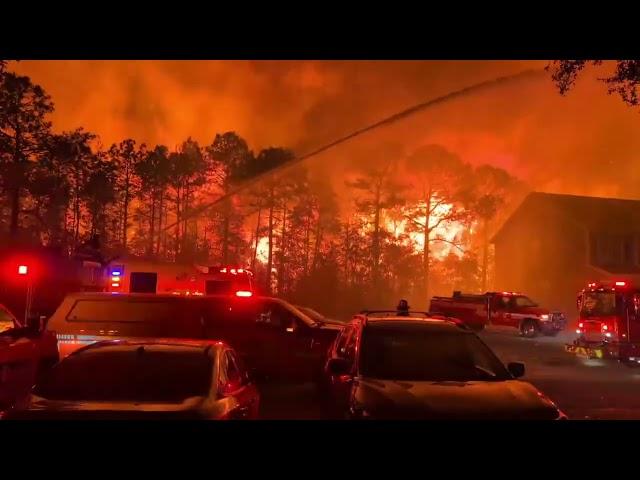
left=386, top=202, right=467, bottom=259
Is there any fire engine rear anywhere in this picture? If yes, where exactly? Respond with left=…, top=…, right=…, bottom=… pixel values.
left=566, top=280, right=640, bottom=364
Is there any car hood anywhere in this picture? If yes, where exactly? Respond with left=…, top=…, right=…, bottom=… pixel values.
left=517, top=307, right=549, bottom=316
left=5, top=395, right=211, bottom=420
left=354, top=378, right=561, bottom=420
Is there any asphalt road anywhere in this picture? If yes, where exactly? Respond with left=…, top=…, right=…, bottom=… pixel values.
left=259, top=327, right=640, bottom=420
left=480, top=327, right=640, bottom=420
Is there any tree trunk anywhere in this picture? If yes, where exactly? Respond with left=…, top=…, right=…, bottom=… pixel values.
left=312, top=219, right=322, bottom=272
left=222, top=183, right=231, bottom=264
left=481, top=218, right=489, bottom=291
left=423, top=190, right=432, bottom=304
left=174, top=186, right=181, bottom=258
left=148, top=191, right=156, bottom=256
left=266, top=187, right=275, bottom=294
left=156, top=190, right=165, bottom=255
left=277, top=201, right=287, bottom=294
left=122, top=181, right=130, bottom=250
left=344, top=222, right=351, bottom=286
left=251, top=204, right=262, bottom=272
left=9, top=186, right=20, bottom=237
left=372, top=183, right=382, bottom=289
left=304, top=212, right=311, bottom=275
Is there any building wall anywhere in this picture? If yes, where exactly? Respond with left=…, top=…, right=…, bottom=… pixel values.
left=494, top=203, right=588, bottom=318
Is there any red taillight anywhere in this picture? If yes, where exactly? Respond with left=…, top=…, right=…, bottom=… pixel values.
left=111, top=282, right=120, bottom=288
left=616, top=281, right=626, bottom=286
left=235, top=290, right=252, bottom=297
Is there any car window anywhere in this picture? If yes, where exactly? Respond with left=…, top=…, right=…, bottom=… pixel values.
left=262, top=302, right=296, bottom=330
left=35, top=345, right=214, bottom=402
left=342, top=327, right=358, bottom=361
left=63, top=299, right=204, bottom=338
left=335, top=326, right=353, bottom=358
left=225, top=351, right=243, bottom=385
left=0, top=306, right=15, bottom=333
left=359, top=325, right=510, bottom=382
left=67, top=299, right=185, bottom=323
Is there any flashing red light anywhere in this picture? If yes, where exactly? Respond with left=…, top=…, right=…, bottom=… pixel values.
left=111, top=282, right=120, bottom=288
left=220, top=268, right=227, bottom=273
left=230, top=268, right=237, bottom=275
left=235, top=290, right=253, bottom=297
left=579, top=322, right=584, bottom=328
left=18, top=265, right=28, bottom=275
left=602, top=324, right=609, bottom=331
left=237, top=268, right=244, bottom=273
left=615, top=281, right=626, bottom=287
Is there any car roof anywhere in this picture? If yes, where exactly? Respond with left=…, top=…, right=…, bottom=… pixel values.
left=65, top=292, right=191, bottom=300
left=357, top=315, right=470, bottom=331
left=69, top=338, right=229, bottom=356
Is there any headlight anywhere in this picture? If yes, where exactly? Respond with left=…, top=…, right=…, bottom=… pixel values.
left=540, top=314, right=550, bottom=320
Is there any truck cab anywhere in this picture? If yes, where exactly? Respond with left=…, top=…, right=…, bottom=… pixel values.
left=430, top=291, right=565, bottom=338
left=570, top=281, right=640, bottom=363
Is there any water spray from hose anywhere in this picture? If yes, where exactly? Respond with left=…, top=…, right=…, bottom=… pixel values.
left=164, top=67, right=546, bottom=231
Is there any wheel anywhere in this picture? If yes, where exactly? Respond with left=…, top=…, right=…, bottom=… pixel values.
left=520, top=319, right=539, bottom=338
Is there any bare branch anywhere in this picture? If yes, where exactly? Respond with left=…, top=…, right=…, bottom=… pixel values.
left=430, top=236, right=466, bottom=253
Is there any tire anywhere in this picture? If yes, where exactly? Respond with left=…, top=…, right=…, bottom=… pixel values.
left=520, top=319, right=539, bottom=338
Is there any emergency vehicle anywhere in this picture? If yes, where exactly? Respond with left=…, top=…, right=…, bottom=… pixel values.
left=430, top=291, right=566, bottom=337
left=104, top=256, right=255, bottom=297
left=566, top=280, right=640, bottom=364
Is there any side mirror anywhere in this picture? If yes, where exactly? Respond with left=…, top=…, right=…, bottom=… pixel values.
left=327, top=357, right=352, bottom=376
left=507, top=362, right=525, bottom=378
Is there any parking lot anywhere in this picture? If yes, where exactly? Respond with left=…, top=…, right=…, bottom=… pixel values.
left=258, top=327, right=640, bottom=420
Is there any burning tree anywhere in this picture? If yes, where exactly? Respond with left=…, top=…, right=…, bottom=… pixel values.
left=402, top=144, right=471, bottom=301
left=346, top=148, right=406, bottom=296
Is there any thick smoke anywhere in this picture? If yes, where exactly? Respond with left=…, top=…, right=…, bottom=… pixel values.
left=14, top=60, right=640, bottom=201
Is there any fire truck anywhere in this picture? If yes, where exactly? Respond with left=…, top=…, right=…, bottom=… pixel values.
left=104, top=256, right=255, bottom=297
left=430, top=291, right=566, bottom=337
left=565, top=280, right=640, bottom=364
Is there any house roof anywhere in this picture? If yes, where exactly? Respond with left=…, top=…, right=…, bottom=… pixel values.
left=492, top=192, right=640, bottom=243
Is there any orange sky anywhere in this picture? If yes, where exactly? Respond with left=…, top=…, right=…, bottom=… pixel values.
left=12, top=60, right=640, bottom=200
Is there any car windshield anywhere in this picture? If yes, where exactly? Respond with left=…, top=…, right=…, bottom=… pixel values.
left=581, top=291, right=620, bottom=317
left=359, top=324, right=511, bottom=382
left=34, top=345, right=213, bottom=402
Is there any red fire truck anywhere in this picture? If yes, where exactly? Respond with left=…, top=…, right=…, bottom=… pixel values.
left=566, top=280, right=640, bottom=364
left=430, top=291, right=566, bottom=337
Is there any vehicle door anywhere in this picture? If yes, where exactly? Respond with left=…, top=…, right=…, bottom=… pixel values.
left=329, top=325, right=358, bottom=413
left=253, top=300, right=315, bottom=382
left=489, top=296, right=510, bottom=326
left=219, top=349, right=259, bottom=419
